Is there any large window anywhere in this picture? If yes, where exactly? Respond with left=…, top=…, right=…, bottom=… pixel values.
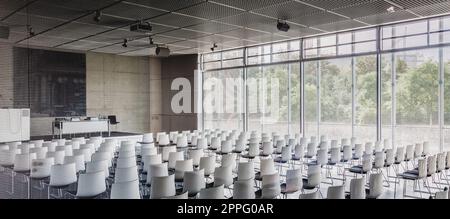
left=201, top=15, right=450, bottom=153
left=203, top=69, right=244, bottom=131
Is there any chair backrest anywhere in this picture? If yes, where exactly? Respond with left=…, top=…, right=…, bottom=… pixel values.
left=110, top=179, right=141, bottom=199
left=46, top=150, right=65, bottom=165
left=176, top=135, right=188, bottom=148
left=374, top=152, right=385, bottom=169
left=327, top=185, right=345, bottom=199
left=446, top=151, right=450, bottom=169
left=30, top=147, right=48, bottom=159
left=260, top=158, right=276, bottom=176
left=188, top=149, right=204, bottom=166
left=362, top=154, right=372, bottom=172
left=368, top=173, right=383, bottom=199
left=116, top=156, right=137, bottom=168
left=342, top=145, right=352, bottom=161
left=299, top=191, right=319, bottom=199
left=76, top=170, right=106, bottom=198
left=385, top=148, right=395, bottom=166
left=306, top=143, right=316, bottom=157
left=151, top=174, right=176, bottom=199
left=405, top=145, right=414, bottom=160
left=374, top=141, right=383, bottom=152
left=233, top=178, right=255, bottom=199
left=142, top=133, right=154, bottom=143
left=169, top=131, right=179, bottom=142
left=168, top=151, right=184, bottom=169
left=142, top=154, right=162, bottom=173
left=294, top=143, right=305, bottom=159
left=435, top=190, right=449, bottom=199
left=158, top=134, right=170, bottom=146
left=221, top=140, right=232, bottom=153
left=330, top=147, right=340, bottom=164
left=395, top=147, right=405, bottom=163
left=210, top=137, right=221, bottom=149
left=261, top=141, right=272, bottom=155
left=248, top=143, right=260, bottom=157
left=86, top=160, right=109, bottom=178
left=427, top=155, right=437, bottom=175
left=199, top=184, right=225, bottom=199
left=14, top=153, right=37, bottom=171
left=354, top=144, right=363, bottom=159
left=141, top=147, right=157, bottom=157
left=175, top=159, right=194, bottom=180
left=221, top=153, right=236, bottom=170
left=161, top=146, right=176, bottom=162
left=275, top=139, right=285, bottom=153
left=306, top=164, right=321, bottom=187
left=237, top=161, right=255, bottom=181
left=234, top=138, right=245, bottom=152
left=350, top=177, right=366, bottom=199
left=147, top=163, right=169, bottom=184
left=281, top=146, right=292, bottom=162
left=63, top=154, right=85, bottom=172
left=330, top=140, right=338, bottom=148
left=437, top=152, right=446, bottom=172
left=115, top=166, right=139, bottom=183
left=418, top=158, right=427, bottom=179
left=49, top=163, right=77, bottom=186
left=285, top=169, right=302, bottom=193
left=316, top=149, right=327, bottom=165
left=423, top=141, right=430, bottom=156
left=261, top=172, right=281, bottom=199
left=183, top=169, right=205, bottom=196
left=414, top=143, right=423, bottom=158
left=318, top=141, right=328, bottom=151
left=364, top=142, right=373, bottom=155
left=30, top=157, right=54, bottom=179
left=214, top=165, right=233, bottom=187
left=200, top=155, right=216, bottom=176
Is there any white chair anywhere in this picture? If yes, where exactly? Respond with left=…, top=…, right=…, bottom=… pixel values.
left=299, top=191, right=319, bottom=199
left=76, top=171, right=106, bottom=198
left=367, top=173, right=383, bottom=199
left=73, top=148, right=91, bottom=163
left=142, top=133, right=154, bottom=143
left=168, top=151, right=184, bottom=170
left=305, top=143, right=316, bottom=159
left=218, top=140, right=232, bottom=155
left=303, top=164, right=321, bottom=197
left=256, top=158, right=276, bottom=181
left=261, top=173, right=281, bottom=199
left=158, top=134, right=170, bottom=146
left=327, top=185, right=345, bottom=199
left=114, top=166, right=139, bottom=183
left=237, top=161, right=255, bottom=181
left=63, top=154, right=85, bottom=172
left=175, top=159, right=194, bottom=182
left=29, top=147, right=48, bottom=159
left=197, top=138, right=207, bottom=149
left=140, top=147, right=157, bottom=157
left=116, top=156, right=137, bottom=168
left=46, top=151, right=65, bottom=165
left=142, top=154, right=162, bottom=173
left=110, top=179, right=141, bottom=199
left=86, top=160, right=109, bottom=179
left=200, top=155, right=216, bottom=177
left=147, top=163, right=169, bottom=185
left=281, top=168, right=302, bottom=198
left=349, top=177, right=366, bottom=199
left=189, top=149, right=204, bottom=167
left=183, top=169, right=205, bottom=197
left=91, top=152, right=112, bottom=167
left=151, top=174, right=176, bottom=199
left=161, top=146, right=176, bottom=162
left=233, top=178, right=255, bottom=199
left=176, top=135, right=188, bottom=148
left=13, top=153, right=37, bottom=172
left=199, top=184, right=225, bottom=199
left=292, top=143, right=305, bottom=163
left=30, top=157, right=54, bottom=179
left=221, top=153, right=236, bottom=171
left=214, top=165, right=233, bottom=188
left=49, top=163, right=77, bottom=198
left=242, top=143, right=259, bottom=160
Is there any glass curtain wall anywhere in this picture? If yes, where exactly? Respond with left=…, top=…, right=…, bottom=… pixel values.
left=201, top=15, right=450, bottom=152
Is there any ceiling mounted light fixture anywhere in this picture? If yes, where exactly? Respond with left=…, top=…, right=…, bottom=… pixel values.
left=93, top=10, right=102, bottom=22
left=122, top=39, right=128, bottom=48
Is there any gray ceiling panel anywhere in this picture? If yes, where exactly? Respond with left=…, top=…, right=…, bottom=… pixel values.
left=58, top=40, right=110, bottom=50
left=0, top=0, right=29, bottom=19
left=193, top=34, right=239, bottom=44
left=162, top=28, right=209, bottom=39
left=103, top=2, right=166, bottom=20
left=77, top=14, right=134, bottom=28
left=177, top=1, right=243, bottom=19
left=312, top=19, right=367, bottom=32
left=210, top=0, right=290, bottom=11
left=289, top=11, right=348, bottom=27
left=92, top=43, right=143, bottom=54
left=125, top=0, right=206, bottom=12
left=149, top=13, right=206, bottom=28
left=300, top=0, right=373, bottom=10
left=43, top=22, right=111, bottom=40
left=389, top=0, right=450, bottom=9
left=170, top=39, right=211, bottom=48
left=409, top=1, right=450, bottom=16
left=333, top=0, right=400, bottom=19
left=187, top=21, right=239, bottom=33
left=39, top=0, right=119, bottom=11
left=252, top=1, right=322, bottom=20
left=356, top=10, right=418, bottom=25
left=3, top=13, right=64, bottom=34
left=219, top=28, right=268, bottom=39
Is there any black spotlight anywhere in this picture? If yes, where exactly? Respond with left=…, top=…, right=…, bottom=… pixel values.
left=277, top=20, right=290, bottom=32
left=28, top=26, right=35, bottom=36
left=149, top=37, right=154, bottom=45
left=122, top=39, right=128, bottom=48
left=210, top=43, right=218, bottom=51
left=93, top=10, right=102, bottom=22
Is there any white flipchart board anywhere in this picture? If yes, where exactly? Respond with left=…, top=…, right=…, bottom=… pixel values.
left=0, top=109, right=30, bottom=143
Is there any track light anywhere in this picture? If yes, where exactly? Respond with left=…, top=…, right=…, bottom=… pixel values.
left=277, top=19, right=290, bottom=32
left=27, top=25, right=35, bottom=36
left=210, top=43, right=218, bottom=51
left=149, top=37, right=154, bottom=45
left=93, top=10, right=102, bottom=22
left=122, top=39, right=127, bottom=48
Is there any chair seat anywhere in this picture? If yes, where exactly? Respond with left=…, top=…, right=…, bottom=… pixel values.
left=280, top=183, right=298, bottom=194
left=348, top=165, right=367, bottom=174
left=327, top=161, right=337, bottom=166
left=259, top=153, right=271, bottom=157
left=292, top=156, right=301, bottom=161
left=232, top=150, right=242, bottom=154
left=241, top=154, right=256, bottom=159
left=398, top=172, right=420, bottom=180
left=274, top=157, right=288, bottom=163
left=302, top=178, right=316, bottom=190
left=216, top=151, right=230, bottom=155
